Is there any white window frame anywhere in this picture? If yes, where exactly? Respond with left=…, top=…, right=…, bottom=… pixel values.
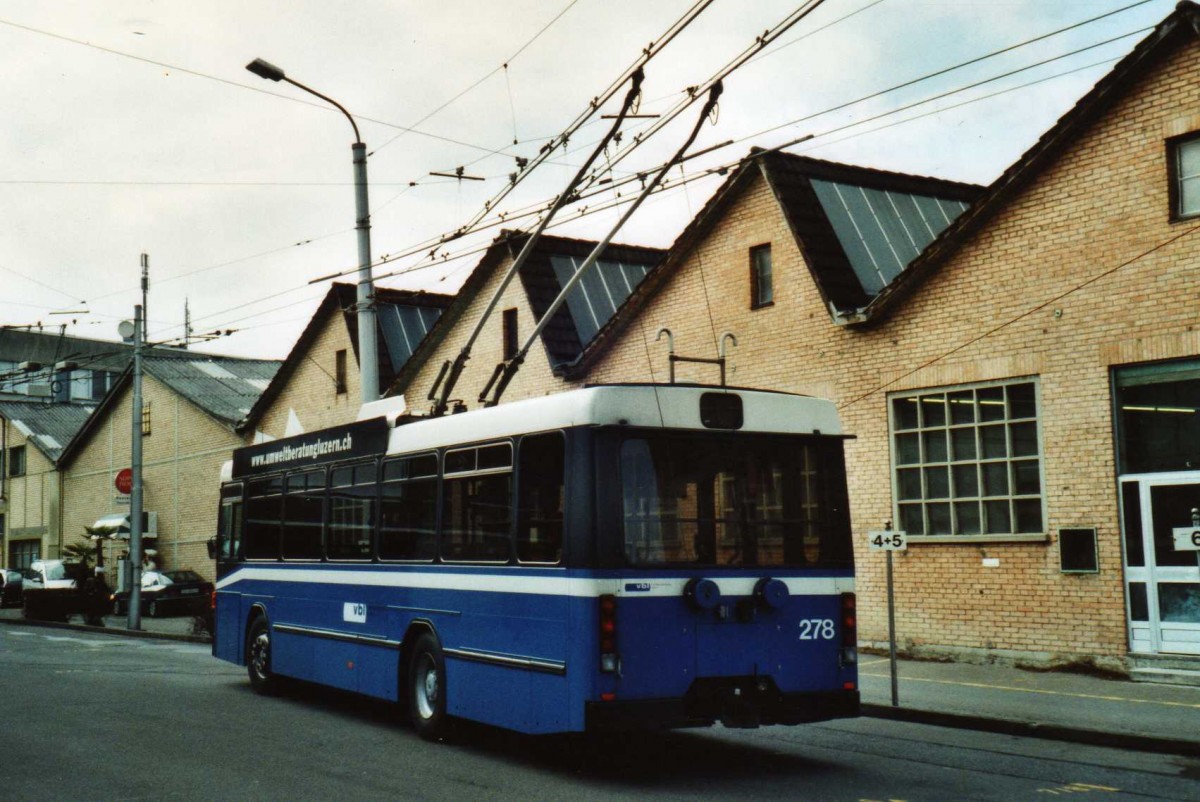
left=888, top=377, right=1048, bottom=543
left=1173, top=135, right=1200, bottom=220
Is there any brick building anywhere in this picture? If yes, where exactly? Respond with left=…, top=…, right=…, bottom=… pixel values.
left=392, top=233, right=663, bottom=413
left=243, top=283, right=451, bottom=440
left=57, top=355, right=280, bottom=579
left=0, top=402, right=94, bottom=568
left=390, top=4, right=1200, bottom=671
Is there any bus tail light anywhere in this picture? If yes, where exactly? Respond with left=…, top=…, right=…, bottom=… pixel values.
left=211, top=590, right=217, bottom=611
left=599, top=594, right=618, bottom=673
left=840, top=592, right=857, bottom=666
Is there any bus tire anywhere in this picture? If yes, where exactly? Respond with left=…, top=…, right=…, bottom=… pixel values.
left=408, top=632, right=451, bottom=741
left=247, top=617, right=279, bottom=696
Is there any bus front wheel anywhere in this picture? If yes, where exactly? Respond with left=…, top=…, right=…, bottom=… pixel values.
left=247, top=617, right=279, bottom=695
left=408, top=632, right=450, bottom=741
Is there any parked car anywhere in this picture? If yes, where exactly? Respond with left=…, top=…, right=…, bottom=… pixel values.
left=23, top=559, right=79, bottom=590
left=21, top=559, right=85, bottom=621
left=110, top=570, right=213, bottom=618
left=1, top=569, right=25, bottom=607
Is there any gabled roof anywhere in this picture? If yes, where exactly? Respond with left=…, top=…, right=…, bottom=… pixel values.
left=384, top=232, right=664, bottom=399
left=761, top=152, right=980, bottom=314
left=57, top=354, right=282, bottom=467
left=143, top=356, right=280, bottom=425
left=853, top=0, right=1200, bottom=324
left=558, top=149, right=982, bottom=378
left=238, top=283, right=451, bottom=432
left=0, top=400, right=95, bottom=462
left=514, top=234, right=663, bottom=369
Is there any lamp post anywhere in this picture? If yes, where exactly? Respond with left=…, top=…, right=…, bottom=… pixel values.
left=246, top=58, right=379, bottom=403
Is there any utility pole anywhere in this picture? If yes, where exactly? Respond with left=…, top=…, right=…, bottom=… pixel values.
left=183, top=299, right=192, bottom=349
left=141, top=253, right=149, bottom=345
left=125, top=303, right=145, bottom=631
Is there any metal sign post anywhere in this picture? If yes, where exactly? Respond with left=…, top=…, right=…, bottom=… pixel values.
left=868, top=523, right=907, bottom=707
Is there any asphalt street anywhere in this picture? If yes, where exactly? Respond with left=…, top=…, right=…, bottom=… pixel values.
left=2, top=626, right=1197, bottom=802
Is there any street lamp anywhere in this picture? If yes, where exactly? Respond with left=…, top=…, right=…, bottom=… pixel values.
left=245, top=58, right=379, bottom=403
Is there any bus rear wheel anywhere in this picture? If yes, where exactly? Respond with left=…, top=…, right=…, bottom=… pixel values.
left=408, top=632, right=450, bottom=741
left=247, top=617, right=279, bottom=695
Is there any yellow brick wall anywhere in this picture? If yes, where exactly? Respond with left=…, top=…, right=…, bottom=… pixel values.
left=63, top=375, right=243, bottom=581
left=1, top=421, right=58, bottom=563
left=403, top=258, right=571, bottom=414
left=254, top=311, right=359, bottom=439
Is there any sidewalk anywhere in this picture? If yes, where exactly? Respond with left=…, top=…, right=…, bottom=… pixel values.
left=3, top=606, right=1198, bottom=755
left=858, top=654, right=1200, bottom=757
left=0, top=604, right=210, bottom=643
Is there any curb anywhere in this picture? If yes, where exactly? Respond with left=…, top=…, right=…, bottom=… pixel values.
left=0, top=614, right=211, bottom=645
left=862, top=703, right=1200, bottom=759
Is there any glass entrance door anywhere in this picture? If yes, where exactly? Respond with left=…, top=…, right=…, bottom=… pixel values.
left=1121, top=474, right=1200, bottom=655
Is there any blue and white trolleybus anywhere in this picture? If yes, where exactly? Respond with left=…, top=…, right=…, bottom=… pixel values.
left=211, top=384, right=858, bottom=738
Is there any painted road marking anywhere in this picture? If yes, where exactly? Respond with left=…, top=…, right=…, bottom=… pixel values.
left=859, top=671, right=1200, bottom=710
left=1037, top=782, right=1119, bottom=795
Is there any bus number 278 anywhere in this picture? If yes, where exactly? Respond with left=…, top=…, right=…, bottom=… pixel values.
left=798, top=619, right=836, bottom=640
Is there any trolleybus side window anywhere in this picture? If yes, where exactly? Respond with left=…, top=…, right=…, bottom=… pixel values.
left=517, top=433, right=565, bottom=564
left=379, top=453, right=438, bottom=561
left=620, top=435, right=852, bottom=568
left=442, top=442, right=513, bottom=563
left=244, top=477, right=283, bottom=560
left=218, top=485, right=243, bottom=560
left=282, top=469, right=324, bottom=560
left=328, top=461, right=377, bottom=561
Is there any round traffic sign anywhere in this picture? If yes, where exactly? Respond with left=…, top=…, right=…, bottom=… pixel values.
left=114, top=468, right=133, bottom=495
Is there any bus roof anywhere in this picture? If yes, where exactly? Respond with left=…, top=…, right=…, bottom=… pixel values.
left=222, top=385, right=843, bottom=482
left=387, top=385, right=841, bottom=455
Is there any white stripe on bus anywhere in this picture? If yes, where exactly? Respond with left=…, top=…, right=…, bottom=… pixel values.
left=215, top=567, right=853, bottom=599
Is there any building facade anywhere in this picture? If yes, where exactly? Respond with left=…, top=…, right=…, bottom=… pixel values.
left=390, top=5, right=1200, bottom=670
left=57, top=356, right=279, bottom=581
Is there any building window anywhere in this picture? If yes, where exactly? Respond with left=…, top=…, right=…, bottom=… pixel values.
left=750, top=244, right=773, bottom=308
left=890, top=379, right=1043, bottom=538
left=335, top=349, right=348, bottom=395
left=141, top=401, right=152, bottom=437
left=502, top=308, right=519, bottom=361
left=9, top=539, right=39, bottom=570
left=90, top=370, right=110, bottom=401
left=1114, top=358, right=1200, bottom=473
left=8, top=446, right=25, bottom=477
left=1172, top=135, right=1200, bottom=219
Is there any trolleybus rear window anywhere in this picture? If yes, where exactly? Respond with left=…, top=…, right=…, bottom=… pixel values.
left=620, top=435, right=851, bottom=568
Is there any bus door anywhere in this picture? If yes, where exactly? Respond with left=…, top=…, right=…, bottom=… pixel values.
left=211, top=482, right=244, bottom=662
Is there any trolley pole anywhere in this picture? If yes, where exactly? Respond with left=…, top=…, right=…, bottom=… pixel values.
left=868, top=522, right=906, bottom=707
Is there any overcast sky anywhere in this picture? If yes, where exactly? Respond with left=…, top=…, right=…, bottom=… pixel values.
left=0, top=0, right=1177, bottom=360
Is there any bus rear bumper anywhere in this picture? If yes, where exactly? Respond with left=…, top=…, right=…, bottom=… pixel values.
left=585, top=685, right=860, bottom=732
